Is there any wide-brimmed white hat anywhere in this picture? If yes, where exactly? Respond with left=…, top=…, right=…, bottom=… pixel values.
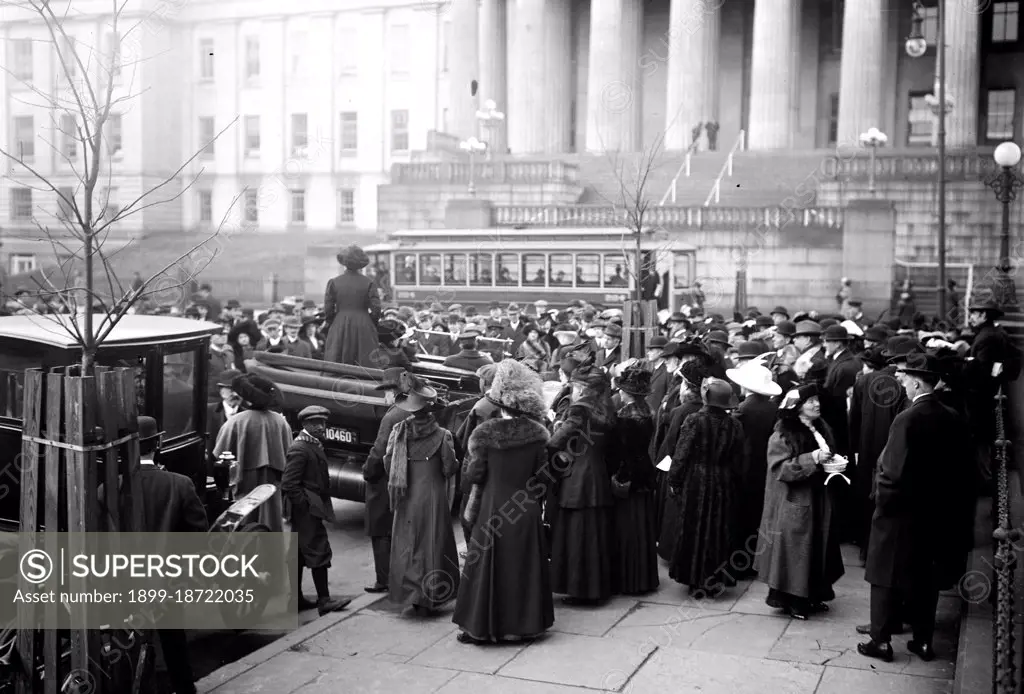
left=726, top=363, right=781, bottom=397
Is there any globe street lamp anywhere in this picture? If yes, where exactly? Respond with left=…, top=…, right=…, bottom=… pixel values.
left=906, top=0, right=949, bottom=320
left=986, top=142, right=1024, bottom=310
left=858, top=128, right=888, bottom=194
left=459, top=136, right=487, bottom=196
left=475, top=100, right=505, bottom=161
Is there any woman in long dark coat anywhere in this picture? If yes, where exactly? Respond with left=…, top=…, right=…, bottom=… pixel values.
left=323, top=244, right=381, bottom=367
left=454, top=361, right=554, bottom=643
left=384, top=382, right=460, bottom=615
left=667, top=377, right=745, bottom=594
left=609, top=366, right=660, bottom=595
left=548, top=366, right=616, bottom=604
left=656, top=360, right=708, bottom=560
left=755, top=384, right=845, bottom=620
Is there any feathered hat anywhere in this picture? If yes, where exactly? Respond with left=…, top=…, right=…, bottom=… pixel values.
left=487, top=360, right=547, bottom=419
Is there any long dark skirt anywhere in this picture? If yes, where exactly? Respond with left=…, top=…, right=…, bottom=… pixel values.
left=551, top=506, right=613, bottom=601
left=668, top=464, right=737, bottom=590
left=239, top=466, right=283, bottom=533
left=657, top=474, right=681, bottom=562
left=612, top=490, right=659, bottom=595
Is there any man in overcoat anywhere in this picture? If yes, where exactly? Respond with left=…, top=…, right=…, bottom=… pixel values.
left=361, top=368, right=412, bottom=593
left=282, top=406, right=352, bottom=615
left=858, top=353, right=967, bottom=663
left=443, top=329, right=495, bottom=372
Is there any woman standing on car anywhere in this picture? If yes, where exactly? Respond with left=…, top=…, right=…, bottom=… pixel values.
left=323, top=244, right=381, bottom=368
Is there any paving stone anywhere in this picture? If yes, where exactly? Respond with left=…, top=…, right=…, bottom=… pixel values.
left=606, top=603, right=790, bottom=658
left=551, top=596, right=639, bottom=636
left=300, top=612, right=457, bottom=661
left=814, top=666, right=953, bottom=694
left=211, top=652, right=343, bottom=694
left=626, top=649, right=823, bottom=693
left=497, top=632, right=650, bottom=690
left=409, top=632, right=528, bottom=674
left=433, top=672, right=605, bottom=694
left=292, top=656, right=458, bottom=694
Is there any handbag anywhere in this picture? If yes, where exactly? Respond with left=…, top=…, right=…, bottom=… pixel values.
left=610, top=474, right=631, bottom=499
left=463, top=484, right=483, bottom=527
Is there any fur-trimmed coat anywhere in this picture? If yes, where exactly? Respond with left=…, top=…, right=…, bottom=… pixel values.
left=610, top=402, right=657, bottom=492
left=547, top=398, right=615, bottom=509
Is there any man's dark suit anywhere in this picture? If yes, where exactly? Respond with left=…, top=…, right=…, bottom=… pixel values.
left=138, top=463, right=208, bottom=694
left=282, top=436, right=335, bottom=569
left=443, top=349, right=494, bottom=373
left=865, top=393, right=966, bottom=645
left=645, top=362, right=670, bottom=412
left=821, top=348, right=861, bottom=457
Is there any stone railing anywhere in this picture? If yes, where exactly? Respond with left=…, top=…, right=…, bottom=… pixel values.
left=493, top=205, right=843, bottom=228
left=828, top=147, right=1016, bottom=182
left=390, top=160, right=579, bottom=184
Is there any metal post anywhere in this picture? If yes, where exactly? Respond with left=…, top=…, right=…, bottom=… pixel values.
left=869, top=146, right=877, bottom=194
left=937, top=0, right=948, bottom=321
left=468, top=150, right=476, bottom=197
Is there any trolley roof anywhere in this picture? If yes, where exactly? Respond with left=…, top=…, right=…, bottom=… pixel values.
left=0, top=314, right=222, bottom=349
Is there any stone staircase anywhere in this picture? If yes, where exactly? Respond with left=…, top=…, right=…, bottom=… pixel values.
left=569, top=151, right=728, bottom=206
left=709, top=151, right=835, bottom=207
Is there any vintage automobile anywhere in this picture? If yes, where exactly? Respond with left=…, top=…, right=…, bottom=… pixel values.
left=0, top=314, right=223, bottom=529
left=243, top=350, right=481, bottom=502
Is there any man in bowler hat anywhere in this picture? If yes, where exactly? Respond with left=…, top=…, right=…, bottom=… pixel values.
left=282, top=406, right=352, bottom=615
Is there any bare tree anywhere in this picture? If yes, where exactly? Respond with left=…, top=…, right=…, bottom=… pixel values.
left=0, top=0, right=239, bottom=373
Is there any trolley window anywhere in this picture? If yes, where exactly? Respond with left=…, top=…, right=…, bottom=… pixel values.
left=575, top=254, right=600, bottom=287
left=522, top=254, right=546, bottom=286
left=419, top=254, right=442, bottom=285
left=673, top=253, right=693, bottom=288
left=396, top=254, right=417, bottom=285
left=444, top=254, right=467, bottom=285
left=604, top=255, right=630, bottom=288
left=496, top=254, right=519, bottom=286
left=469, top=253, right=492, bottom=286
left=549, top=254, right=573, bottom=287
left=163, top=350, right=196, bottom=439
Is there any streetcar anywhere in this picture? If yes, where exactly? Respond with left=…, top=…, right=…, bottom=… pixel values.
left=306, top=228, right=700, bottom=311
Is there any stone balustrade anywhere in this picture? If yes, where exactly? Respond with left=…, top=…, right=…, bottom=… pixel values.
left=828, top=147, right=1023, bottom=182
left=493, top=205, right=844, bottom=229
left=389, top=160, right=580, bottom=184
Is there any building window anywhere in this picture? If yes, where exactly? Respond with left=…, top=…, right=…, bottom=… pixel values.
left=921, top=4, right=939, bottom=47
left=992, top=2, right=1020, bottom=42
left=986, top=89, right=1016, bottom=140
left=57, top=187, right=74, bottom=222
left=821, top=0, right=844, bottom=53
left=338, top=188, right=355, bottom=224
left=907, top=91, right=934, bottom=146
left=107, top=113, right=122, bottom=156
left=10, top=254, right=36, bottom=275
left=340, top=112, right=358, bottom=153
left=339, top=28, right=357, bottom=75
left=291, top=113, right=308, bottom=154
left=290, top=31, right=307, bottom=76
left=14, top=116, right=34, bottom=160
left=60, top=36, right=76, bottom=80
left=245, top=36, right=260, bottom=79
left=199, top=38, right=214, bottom=80
left=244, top=189, right=259, bottom=223
left=107, top=31, right=121, bottom=80
left=828, top=93, right=839, bottom=144
left=198, top=190, right=212, bottom=223
left=61, top=114, right=77, bottom=159
left=244, top=115, right=260, bottom=156
left=391, top=110, right=409, bottom=152
left=290, top=189, right=305, bottom=224
left=199, top=116, right=215, bottom=157
left=10, top=189, right=32, bottom=221
left=390, top=25, right=410, bottom=75
left=101, top=187, right=119, bottom=220
left=12, top=39, right=32, bottom=81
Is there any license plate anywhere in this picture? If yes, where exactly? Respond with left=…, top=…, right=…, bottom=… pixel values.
left=324, top=427, right=358, bottom=444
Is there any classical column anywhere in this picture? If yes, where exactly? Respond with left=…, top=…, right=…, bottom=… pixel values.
left=747, top=0, right=797, bottom=150
left=447, top=0, right=479, bottom=139
left=835, top=0, right=886, bottom=146
left=585, top=0, right=642, bottom=152
left=944, top=5, right=980, bottom=147
left=507, top=0, right=572, bottom=153
left=479, top=0, right=508, bottom=154
left=664, top=0, right=720, bottom=151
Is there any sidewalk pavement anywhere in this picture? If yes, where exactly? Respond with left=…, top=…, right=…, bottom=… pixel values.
left=198, top=545, right=960, bottom=694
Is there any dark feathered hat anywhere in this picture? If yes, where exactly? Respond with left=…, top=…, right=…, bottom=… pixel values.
left=617, top=365, right=652, bottom=397
left=337, top=244, right=370, bottom=270
left=488, top=360, right=547, bottom=419
left=231, top=373, right=280, bottom=410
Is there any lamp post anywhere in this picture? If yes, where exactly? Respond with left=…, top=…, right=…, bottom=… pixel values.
left=858, top=128, right=888, bottom=194
left=986, top=142, right=1024, bottom=311
left=459, top=137, right=487, bottom=196
left=475, top=99, right=505, bottom=161
left=906, top=0, right=950, bottom=321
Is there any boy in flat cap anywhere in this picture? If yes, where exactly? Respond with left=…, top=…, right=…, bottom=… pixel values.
left=283, top=405, right=352, bottom=615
